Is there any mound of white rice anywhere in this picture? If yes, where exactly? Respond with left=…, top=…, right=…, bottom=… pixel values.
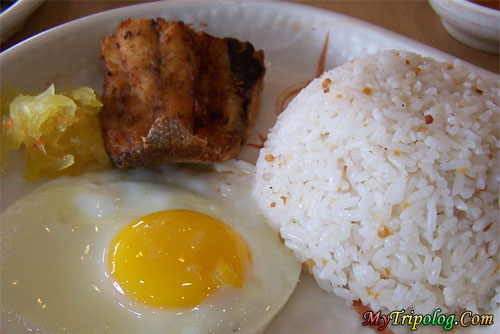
left=253, top=50, right=500, bottom=314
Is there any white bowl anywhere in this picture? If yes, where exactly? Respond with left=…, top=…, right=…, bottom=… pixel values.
left=0, top=0, right=44, bottom=44
left=429, top=0, right=500, bottom=53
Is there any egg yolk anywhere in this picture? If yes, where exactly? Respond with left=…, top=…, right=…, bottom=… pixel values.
left=107, top=209, right=252, bottom=308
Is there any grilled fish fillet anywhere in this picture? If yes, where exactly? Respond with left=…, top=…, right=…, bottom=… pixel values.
left=100, top=18, right=265, bottom=168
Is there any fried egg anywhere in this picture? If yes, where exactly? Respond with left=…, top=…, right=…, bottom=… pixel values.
left=1, top=160, right=301, bottom=334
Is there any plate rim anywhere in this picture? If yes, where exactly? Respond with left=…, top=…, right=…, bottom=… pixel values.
left=0, top=0, right=435, bottom=54
left=1, top=0, right=495, bottom=76
left=0, top=0, right=45, bottom=43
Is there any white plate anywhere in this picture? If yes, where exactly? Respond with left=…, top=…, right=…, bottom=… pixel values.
left=0, top=0, right=44, bottom=43
left=1, top=1, right=498, bottom=333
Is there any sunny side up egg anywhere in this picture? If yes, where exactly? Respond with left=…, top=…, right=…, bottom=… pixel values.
left=1, top=160, right=301, bottom=334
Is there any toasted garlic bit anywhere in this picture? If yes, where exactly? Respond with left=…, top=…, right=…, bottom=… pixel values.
left=483, top=223, right=493, bottom=232
left=303, top=259, right=315, bottom=268
left=277, top=232, right=285, bottom=244
left=280, top=196, right=287, bottom=205
left=264, top=154, right=275, bottom=162
left=377, top=225, right=392, bottom=238
left=322, top=78, right=332, bottom=93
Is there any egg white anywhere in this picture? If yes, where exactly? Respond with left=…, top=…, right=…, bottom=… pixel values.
left=1, top=160, right=301, bottom=334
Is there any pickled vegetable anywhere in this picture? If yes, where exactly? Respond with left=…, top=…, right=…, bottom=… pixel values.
left=1, top=84, right=110, bottom=181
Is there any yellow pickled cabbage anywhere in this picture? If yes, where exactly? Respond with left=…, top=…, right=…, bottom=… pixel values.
left=1, top=84, right=110, bottom=181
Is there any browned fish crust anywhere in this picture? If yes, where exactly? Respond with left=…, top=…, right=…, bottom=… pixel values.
left=100, top=18, right=265, bottom=169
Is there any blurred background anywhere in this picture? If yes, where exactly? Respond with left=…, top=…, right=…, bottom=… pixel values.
left=1, top=0, right=499, bottom=73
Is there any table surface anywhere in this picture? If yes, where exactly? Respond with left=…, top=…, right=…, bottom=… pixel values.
left=1, top=0, right=499, bottom=74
